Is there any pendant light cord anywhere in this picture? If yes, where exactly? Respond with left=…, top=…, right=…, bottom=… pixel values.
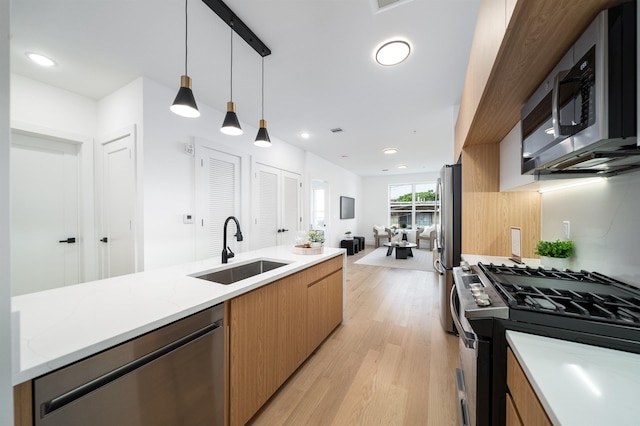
left=184, top=0, right=188, bottom=75
left=261, top=56, right=264, bottom=119
left=229, top=25, right=233, bottom=102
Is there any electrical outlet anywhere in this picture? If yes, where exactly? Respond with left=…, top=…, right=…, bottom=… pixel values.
left=563, top=221, right=570, bottom=239
left=184, top=143, right=195, bottom=156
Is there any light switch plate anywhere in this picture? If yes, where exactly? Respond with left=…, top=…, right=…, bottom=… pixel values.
left=183, top=214, right=194, bottom=224
left=563, top=221, right=570, bottom=239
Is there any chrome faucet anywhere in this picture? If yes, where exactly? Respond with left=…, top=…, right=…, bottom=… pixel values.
left=222, top=216, right=243, bottom=263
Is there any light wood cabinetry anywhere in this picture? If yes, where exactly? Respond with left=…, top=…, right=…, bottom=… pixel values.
left=307, top=269, right=343, bottom=354
left=455, top=0, right=619, bottom=158
left=228, top=256, right=343, bottom=426
left=506, top=347, right=551, bottom=426
left=13, top=381, right=31, bottom=426
left=461, top=144, right=540, bottom=258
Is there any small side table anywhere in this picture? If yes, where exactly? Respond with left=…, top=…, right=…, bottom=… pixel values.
left=354, top=236, right=365, bottom=251
left=341, top=239, right=359, bottom=255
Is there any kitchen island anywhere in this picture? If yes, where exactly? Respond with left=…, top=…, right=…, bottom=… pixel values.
left=11, top=246, right=345, bottom=385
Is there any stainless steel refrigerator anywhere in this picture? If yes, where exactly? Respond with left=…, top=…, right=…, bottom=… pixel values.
left=435, top=163, right=461, bottom=333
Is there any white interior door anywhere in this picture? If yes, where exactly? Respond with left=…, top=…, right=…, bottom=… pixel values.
left=195, top=147, right=241, bottom=260
left=10, top=132, right=80, bottom=295
left=253, top=163, right=301, bottom=249
left=99, top=132, right=136, bottom=279
left=281, top=170, right=301, bottom=246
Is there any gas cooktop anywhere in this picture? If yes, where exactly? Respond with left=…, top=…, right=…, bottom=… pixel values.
left=478, top=263, right=640, bottom=326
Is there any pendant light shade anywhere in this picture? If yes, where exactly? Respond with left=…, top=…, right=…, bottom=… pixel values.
left=171, top=75, right=200, bottom=117
left=171, top=0, right=200, bottom=118
left=221, top=27, right=243, bottom=135
left=254, top=56, right=272, bottom=147
left=254, top=120, right=271, bottom=147
left=221, top=101, right=243, bottom=135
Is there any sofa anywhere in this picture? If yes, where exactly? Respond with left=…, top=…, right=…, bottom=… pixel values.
left=415, top=226, right=436, bottom=249
left=373, top=225, right=392, bottom=248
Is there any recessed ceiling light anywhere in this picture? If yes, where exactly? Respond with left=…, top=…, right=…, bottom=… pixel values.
left=397, top=164, right=408, bottom=169
left=383, top=148, right=398, bottom=154
left=26, top=52, right=56, bottom=67
left=545, top=127, right=554, bottom=135
left=375, top=40, right=410, bottom=66
left=301, top=132, right=310, bottom=139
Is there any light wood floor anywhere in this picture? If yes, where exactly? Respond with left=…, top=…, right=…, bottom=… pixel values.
left=249, top=248, right=460, bottom=426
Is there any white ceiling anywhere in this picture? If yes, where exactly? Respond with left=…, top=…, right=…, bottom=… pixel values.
left=10, top=0, right=480, bottom=177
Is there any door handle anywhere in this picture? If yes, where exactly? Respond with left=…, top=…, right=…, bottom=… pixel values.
left=277, top=229, right=282, bottom=233
left=59, top=237, right=76, bottom=244
left=100, top=237, right=108, bottom=243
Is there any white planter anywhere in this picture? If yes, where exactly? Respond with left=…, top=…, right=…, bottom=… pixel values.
left=540, top=256, right=569, bottom=271
left=310, top=242, right=322, bottom=248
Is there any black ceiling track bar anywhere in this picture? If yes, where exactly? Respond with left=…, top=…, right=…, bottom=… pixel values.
left=201, top=0, right=271, bottom=57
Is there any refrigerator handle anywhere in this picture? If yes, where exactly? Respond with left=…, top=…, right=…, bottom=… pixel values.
left=434, top=257, right=444, bottom=275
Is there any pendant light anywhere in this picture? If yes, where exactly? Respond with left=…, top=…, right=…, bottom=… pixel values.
left=254, top=56, right=271, bottom=147
left=221, top=25, right=243, bottom=135
left=170, top=0, right=200, bottom=118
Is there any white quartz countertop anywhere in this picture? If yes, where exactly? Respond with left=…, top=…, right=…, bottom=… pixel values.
left=11, top=246, right=345, bottom=385
left=506, top=330, right=640, bottom=426
left=462, top=253, right=541, bottom=268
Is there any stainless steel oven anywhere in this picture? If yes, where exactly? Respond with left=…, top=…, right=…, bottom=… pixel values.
left=451, top=266, right=508, bottom=426
left=453, top=262, right=640, bottom=426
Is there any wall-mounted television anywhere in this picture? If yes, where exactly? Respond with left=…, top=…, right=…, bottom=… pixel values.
left=340, top=196, right=355, bottom=219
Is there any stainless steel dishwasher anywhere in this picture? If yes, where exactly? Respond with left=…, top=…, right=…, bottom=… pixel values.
left=33, top=303, right=224, bottom=426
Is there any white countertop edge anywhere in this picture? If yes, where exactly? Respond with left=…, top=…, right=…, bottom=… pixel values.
left=506, top=330, right=640, bottom=426
left=12, top=246, right=345, bottom=385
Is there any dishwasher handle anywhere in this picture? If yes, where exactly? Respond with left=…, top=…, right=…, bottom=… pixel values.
left=42, top=319, right=223, bottom=417
left=450, top=285, right=477, bottom=349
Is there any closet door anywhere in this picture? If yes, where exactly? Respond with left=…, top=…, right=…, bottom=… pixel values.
left=11, top=131, right=80, bottom=295
left=195, top=147, right=241, bottom=260
left=253, top=163, right=301, bottom=250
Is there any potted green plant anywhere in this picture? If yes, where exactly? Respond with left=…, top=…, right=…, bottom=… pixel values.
left=344, top=231, right=353, bottom=240
left=535, top=240, right=574, bottom=270
left=308, top=230, right=325, bottom=247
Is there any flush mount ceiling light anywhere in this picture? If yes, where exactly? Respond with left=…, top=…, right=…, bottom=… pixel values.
left=254, top=56, right=271, bottom=147
left=26, top=52, right=56, bottom=67
left=375, top=40, right=410, bottom=66
left=301, top=132, right=310, bottom=139
left=383, top=148, right=398, bottom=154
left=397, top=164, right=408, bottom=169
left=170, top=0, right=200, bottom=118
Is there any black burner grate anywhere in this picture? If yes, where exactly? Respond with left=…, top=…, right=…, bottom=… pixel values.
left=477, top=262, right=640, bottom=326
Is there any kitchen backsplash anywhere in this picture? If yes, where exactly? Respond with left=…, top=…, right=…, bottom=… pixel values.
left=541, top=171, right=640, bottom=287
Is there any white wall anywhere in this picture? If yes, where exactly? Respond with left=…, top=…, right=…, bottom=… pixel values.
left=305, top=151, right=362, bottom=247
left=541, top=172, right=640, bottom=287
left=1, top=0, right=12, bottom=420
left=361, top=171, right=439, bottom=245
left=140, top=77, right=308, bottom=268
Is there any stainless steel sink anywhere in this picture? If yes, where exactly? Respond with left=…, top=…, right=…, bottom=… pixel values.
left=195, top=260, right=289, bottom=285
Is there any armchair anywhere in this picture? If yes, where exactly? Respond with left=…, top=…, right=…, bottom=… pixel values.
left=373, top=225, right=392, bottom=248
left=415, top=226, right=436, bottom=249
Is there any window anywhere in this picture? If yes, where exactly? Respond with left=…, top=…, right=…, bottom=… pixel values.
left=389, top=182, right=437, bottom=229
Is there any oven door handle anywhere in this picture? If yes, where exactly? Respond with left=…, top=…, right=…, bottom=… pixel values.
left=450, top=284, right=477, bottom=349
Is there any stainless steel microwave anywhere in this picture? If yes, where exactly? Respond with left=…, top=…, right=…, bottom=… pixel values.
left=521, top=1, right=638, bottom=178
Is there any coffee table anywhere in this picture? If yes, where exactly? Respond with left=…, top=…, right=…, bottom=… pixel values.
left=383, top=242, right=417, bottom=259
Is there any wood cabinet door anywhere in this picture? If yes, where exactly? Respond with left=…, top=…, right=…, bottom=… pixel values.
left=276, top=273, right=308, bottom=384
left=229, top=283, right=279, bottom=426
left=307, top=269, right=343, bottom=354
